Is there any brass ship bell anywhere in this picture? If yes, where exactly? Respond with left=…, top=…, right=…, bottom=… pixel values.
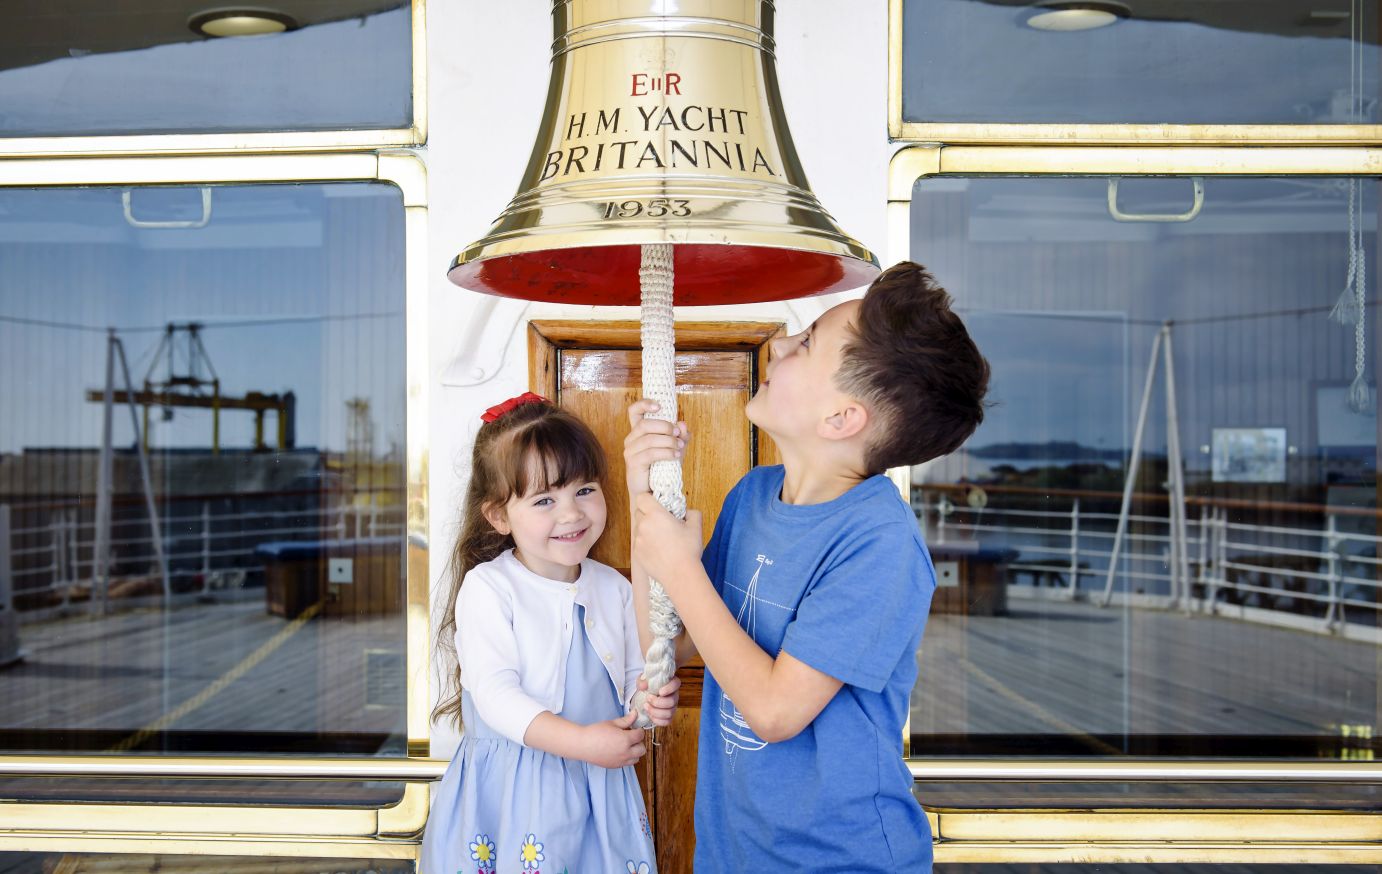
left=448, top=0, right=879, bottom=305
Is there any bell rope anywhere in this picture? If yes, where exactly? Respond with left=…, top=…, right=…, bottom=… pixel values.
left=632, top=243, right=686, bottom=728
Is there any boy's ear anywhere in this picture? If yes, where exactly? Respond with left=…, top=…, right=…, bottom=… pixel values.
left=819, top=399, right=869, bottom=442
left=481, top=502, right=511, bottom=536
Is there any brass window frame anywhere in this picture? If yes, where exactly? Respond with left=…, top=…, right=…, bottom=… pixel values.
left=0, top=0, right=426, bottom=157
left=0, top=152, right=432, bottom=861
left=891, top=143, right=1382, bottom=865
left=887, top=0, right=1382, bottom=145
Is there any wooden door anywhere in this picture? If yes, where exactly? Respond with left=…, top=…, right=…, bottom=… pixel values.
left=529, top=320, right=782, bottom=874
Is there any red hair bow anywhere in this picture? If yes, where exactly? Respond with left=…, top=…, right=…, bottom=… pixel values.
left=480, top=391, right=548, bottom=423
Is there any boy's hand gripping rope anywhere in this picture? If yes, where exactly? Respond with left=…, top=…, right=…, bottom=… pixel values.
left=631, top=243, right=685, bottom=729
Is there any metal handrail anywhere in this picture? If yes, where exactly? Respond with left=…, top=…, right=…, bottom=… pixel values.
left=0, top=755, right=1378, bottom=783
left=906, top=760, right=1382, bottom=783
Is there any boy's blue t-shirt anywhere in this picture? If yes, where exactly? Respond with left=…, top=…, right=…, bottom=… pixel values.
left=695, top=465, right=936, bottom=873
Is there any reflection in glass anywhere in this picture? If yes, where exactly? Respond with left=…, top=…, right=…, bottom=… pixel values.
left=902, top=0, right=1379, bottom=124
left=909, top=178, right=1381, bottom=775
left=0, top=183, right=407, bottom=789
left=0, top=3, right=411, bottom=137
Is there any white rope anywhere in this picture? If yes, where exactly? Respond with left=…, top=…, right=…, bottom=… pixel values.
left=1332, top=180, right=1362, bottom=326
left=1350, top=237, right=1371, bottom=412
left=632, top=242, right=685, bottom=729
left=1332, top=0, right=1373, bottom=413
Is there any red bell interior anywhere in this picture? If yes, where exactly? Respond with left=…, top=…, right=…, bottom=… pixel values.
left=449, top=244, right=878, bottom=306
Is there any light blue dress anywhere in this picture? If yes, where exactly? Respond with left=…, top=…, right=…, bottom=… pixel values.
left=421, top=603, right=657, bottom=874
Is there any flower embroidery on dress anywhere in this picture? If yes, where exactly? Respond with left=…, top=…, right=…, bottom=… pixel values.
left=519, top=832, right=546, bottom=871
left=467, top=834, right=496, bottom=872
left=639, top=810, right=652, bottom=838
left=625, top=861, right=651, bottom=874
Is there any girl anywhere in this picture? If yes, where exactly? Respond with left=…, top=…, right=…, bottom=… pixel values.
left=424, top=392, right=679, bottom=874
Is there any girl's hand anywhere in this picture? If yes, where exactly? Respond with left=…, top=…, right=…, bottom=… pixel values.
left=624, top=399, right=689, bottom=497
left=636, top=675, right=682, bottom=727
left=581, top=712, right=647, bottom=769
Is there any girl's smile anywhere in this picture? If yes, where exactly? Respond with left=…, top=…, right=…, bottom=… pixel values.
left=485, top=468, right=608, bottom=583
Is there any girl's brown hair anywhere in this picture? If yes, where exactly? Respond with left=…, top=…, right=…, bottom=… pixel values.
left=432, top=398, right=608, bottom=727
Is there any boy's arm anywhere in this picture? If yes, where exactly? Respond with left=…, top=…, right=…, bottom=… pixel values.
left=625, top=400, right=699, bottom=666
left=633, top=493, right=843, bottom=743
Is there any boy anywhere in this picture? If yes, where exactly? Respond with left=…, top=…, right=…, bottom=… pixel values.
left=625, top=261, right=990, bottom=872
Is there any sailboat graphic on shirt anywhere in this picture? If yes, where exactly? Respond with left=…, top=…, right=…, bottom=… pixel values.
left=720, top=553, right=771, bottom=755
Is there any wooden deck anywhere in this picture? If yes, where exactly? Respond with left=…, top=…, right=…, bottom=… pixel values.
left=3, top=598, right=405, bottom=740
left=912, top=592, right=1382, bottom=808
left=913, top=593, right=1378, bottom=739
left=0, top=597, right=407, bottom=806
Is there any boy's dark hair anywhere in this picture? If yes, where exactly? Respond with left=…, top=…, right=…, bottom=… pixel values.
left=835, top=261, right=990, bottom=474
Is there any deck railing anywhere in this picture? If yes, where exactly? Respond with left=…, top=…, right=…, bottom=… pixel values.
left=1, top=491, right=405, bottom=615
left=917, top=487, right=1382, bottom=637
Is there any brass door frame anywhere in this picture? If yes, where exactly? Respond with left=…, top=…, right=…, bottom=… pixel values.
left=0, top=0, right=426, bottom=158
left=890, top=143, right=1382, bottom=864
left=0, top=152, right=431, bottom=861
left=888, top=0, right=1382, bottom=145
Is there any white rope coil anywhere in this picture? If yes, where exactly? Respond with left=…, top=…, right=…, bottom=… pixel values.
left=1332, top=179, right=1373, bottom=413
left=1331, top=4, right=1373, bottom=413
left=632, top=243, right=685, bottom=729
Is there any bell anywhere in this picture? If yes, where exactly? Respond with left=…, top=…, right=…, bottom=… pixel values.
left=447, top=0, right=879, bottom=305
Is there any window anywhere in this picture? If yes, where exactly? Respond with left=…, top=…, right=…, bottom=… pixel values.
left=892, top=147, right=1382, bottom=859
left=0, top=154, right=430, bottom=854
left=891, top=0, right=1382, bottom=140
left=913, top=173, right=1382, bottom=762
left=1, top=181, right=406, bottom=783
left=0, top=1, right=420, bottom=149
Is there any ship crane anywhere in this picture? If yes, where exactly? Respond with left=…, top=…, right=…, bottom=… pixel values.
left=85, top=322, right=295, bottom=454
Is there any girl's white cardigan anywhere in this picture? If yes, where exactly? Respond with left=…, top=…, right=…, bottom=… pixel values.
left=454, top=549, right=645, bottom=745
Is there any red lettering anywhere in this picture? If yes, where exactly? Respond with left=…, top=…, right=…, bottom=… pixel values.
left=631, top=73, right=648, bottom=96
left=665, top=72, right=682, bottom=95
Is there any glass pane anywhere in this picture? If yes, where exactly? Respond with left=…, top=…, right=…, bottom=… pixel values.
left=901, top=0, right=1380, bottom=124
left=0, top=854, right=413, bottom=873
left=908, top=176, right=1381, bottom=800
left=0, top=182, right=407, bottom=802
left=0, top=3, right=411, bottom=137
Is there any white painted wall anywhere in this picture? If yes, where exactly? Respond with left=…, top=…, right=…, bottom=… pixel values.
left=423, top=1, right=891, bottom=755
